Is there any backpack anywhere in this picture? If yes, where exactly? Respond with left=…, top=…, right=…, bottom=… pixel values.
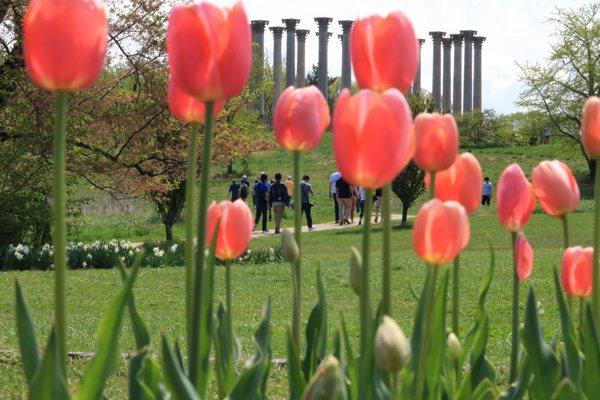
left=270, top=182, right=287, bottom=204
left=240, top=183, right=248, bottom=198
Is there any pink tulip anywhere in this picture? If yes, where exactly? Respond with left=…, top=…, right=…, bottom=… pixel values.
left=561, top=246, right=593, bottom=298
left=414, top=113, right=458, bottom=172
left=514, top=232, right=533, bottom=283
left=497, top=163, right=536, bottom=232
left=206, top=199, right=253, bottom=260
left=581, top=96, right=600, bottom=159
left=168, top=79, right=223, bottom=123
left=531, top=160, right=580, bottom=218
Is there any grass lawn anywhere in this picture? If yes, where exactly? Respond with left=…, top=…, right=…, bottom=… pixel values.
left=0, top=209, right=593, bottom=398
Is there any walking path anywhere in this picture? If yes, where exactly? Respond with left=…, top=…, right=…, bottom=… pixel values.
left=252, top=213, right=409, bottom=237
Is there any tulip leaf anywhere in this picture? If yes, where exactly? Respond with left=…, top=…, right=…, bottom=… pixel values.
left=469, top=313, right=495, bottom=390
left=302, top=269, right=328, bottom=380
left=287, top=327, right=307, bottom=400
left=581, top=303, right=600, bottom=397
left=552, top=378, right=579, bottom=400
left=552, top=268, right=582, bottom=389
left=75, top=264, right=139, bottom=400
left=15, top=280, right=39, bottom=383
left=496, top=355, right=531, bottom=400
left=161, top=336, right=200, bottom=400
left=340, top=316, right=359, bottom=400
left=136, top=353, right=167, bottom=400
left=28, top=327, right=70, bottom=400
left=229, top=299, right=272, bottom=400
left=426, top=269, right=449, bottom=397
left=118, top=258, right=150, bottom=349
left=214, top=301, right=240, bottom=398
left=471, top=378, right=497, bottom=400
left=411, top=267, right=432, bottom=373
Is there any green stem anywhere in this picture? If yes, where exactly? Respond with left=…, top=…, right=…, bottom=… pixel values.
left=292, top=151, right=302, bottom=350
left=452, top=255, right=460, bottom=337
left=509, top=231, right=519, bottom=383
left=429, top=171, right=436, bottom=200
left=392, top=372, right=400, bottom=398
left=185, top=122, right=200, bottom=361
left=382, top=184, right=392, bottom=317
left=579, top=297, right=585, bottom=334
left=190, top=101, right=214, bottom=387
left=225, top=260, right=233, bottom=350
left=359, top=188, right=374, bottom=399
left=593, top=160, right=600, bottom=322
left=414, top=265, right=439, bottom=400
left=562, top=213, right=570, bottom=249
left=52, top=91, right=68, bottom=379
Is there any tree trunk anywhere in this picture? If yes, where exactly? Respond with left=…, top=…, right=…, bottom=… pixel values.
left=401, top=202, right=409, bottom=226
left=165, top=219, right=174, bottom=242
left=589, top=158, right=596, bottom=181
left=227, top=160, right=233, bottom=175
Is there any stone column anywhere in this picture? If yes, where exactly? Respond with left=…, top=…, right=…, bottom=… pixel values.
left=283, top=19, right=299, bottom=87
left=442, top=38, right=452, bottom=113
left=412, top=38, right=425, bottom=94
left=251, top=20, right=268, bottom=117
left=473, top=36, right=486, bottom=111
left=270, top=26, right=284, bottom=104
left=339, top=20, right=353, bottom=90
left=295, top=29, right=309, bottom=87
left=315, top=17, right=332, bottom=98
left=461, top=30, right=477, bottom=113
left=429, top=31, right=445, bottom=111
left=450, top=34, right=463, bottom=115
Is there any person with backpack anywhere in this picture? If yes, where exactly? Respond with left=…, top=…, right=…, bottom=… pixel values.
left=269, top=172, right=289, bottom=234
left=300, top=175, right=315, bottom=231
left=228, top=180, right=240, bottom=201
left=239, top=175, right=249, bottom=203
left=254, top=173, right=270, bottom=232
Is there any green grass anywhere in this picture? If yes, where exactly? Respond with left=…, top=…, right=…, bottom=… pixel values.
left=0, top=210, right=594, bottom=397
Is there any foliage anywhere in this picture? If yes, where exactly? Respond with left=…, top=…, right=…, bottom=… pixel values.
left=498, top=111, right=553, bottom=146
left=391, top=162, right=425, bottom=225
left=455, top=109, right=506, bottom=147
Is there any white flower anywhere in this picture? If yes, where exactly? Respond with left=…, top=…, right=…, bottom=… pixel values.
left=16, top=244, right=29, bottom=255
left=129, top=250, right=134, bottom=256
left=268, top=248, right=274, bottom=255
left=82, top=261, right=87, bottom=267
left=87, top=254, right=93, bottom=260
left=246, top=249, right=252, bottom=255
left=170, top=244, right=178, bottom=253
left=156, top=250, right=165, bottom=257
left=204, top=249, right=209, bottom=257
left=14, top=252, right=23, bottom=260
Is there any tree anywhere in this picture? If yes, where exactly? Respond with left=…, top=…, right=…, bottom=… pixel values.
left=519, top=2, right=600, bottom=177
left=455, top=109, right=505, bottom=146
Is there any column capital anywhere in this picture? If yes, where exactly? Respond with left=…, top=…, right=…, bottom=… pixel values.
left=442, top=37, right=452, bottom=49
left=282, top=18, right=300, bottom=29
left=429, top=31, right=446, bottom=40
left=251, top=20, right=269, bottom=33
left=418, top=38, right=426, bottom=46
left=315, top=17, right=333, bottom=27
left=338, top=34, right=343, bottom=42
left=460, top=30, right=477, bottom=40
left=316, top=31, right=332, bottom=38
left=473, top=36, right=486, bottom=48
left=269, top=26, right=284, bottom=37
left=450, top=33, right=463, bottom=44
left=296, top=29, right=309, bottom=40
left=339, top=20, right=354, bottom=31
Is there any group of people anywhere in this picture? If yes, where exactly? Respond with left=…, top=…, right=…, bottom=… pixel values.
left=329, top=171, right=383, bottom=226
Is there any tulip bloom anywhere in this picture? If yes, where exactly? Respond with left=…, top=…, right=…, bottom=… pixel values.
left=514, top=233, right=533, bottom=283
left=425, top=153, right=482, bottom=214
left=167, top=1, right=251, bottom=102
left=206, top=200, right=253, bottom=260
left=333, top=88, right=414, bottom=189
left=273, top=86, right=330, bottom=152
left=582, top=96, right=600, bottom=159
left=531, top=160, right=580, bottom=218
left=24, top=0, right=108, bottom=91
left=413, top=199, right=470, bottom=266
left=350, top=11, right=418, bottom=93
left=414, top=113, right=459, bottom=172
left=497, top=163, right=536, bottom=232
left=561, top=246, right=593, bottom=298
left=168, top=80, right=224, bottom=123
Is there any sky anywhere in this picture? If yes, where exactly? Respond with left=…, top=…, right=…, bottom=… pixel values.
left=215, top=0, right=589, bottom=114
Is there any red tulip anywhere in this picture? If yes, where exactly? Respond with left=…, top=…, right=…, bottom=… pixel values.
left=413, top=199, right=470, bottom=266
left=350, top=11, right=418, bottom=93
left=561, top=246, right=593, bottom=298
left=514, top=232, right=533, bottom=283
left=167, top=1, right=251, bottom=102
left=531, top=160, right=580, bottom=218
left=414, top=113, right=458, bottom=172
left=168, top=79, right=224, bottom=123
left=425, top=153, right=482, bottom=214
left=273, top=86, right=330, bottom=152
left=24, top=0, right=107, bottom=91
left=206, top=199, right=253, bottom=260
left=497, top=163, right=536, bottom=232
left=333, top=88, right=414, bottom=189
left=582, top=96, right=600, bottom=159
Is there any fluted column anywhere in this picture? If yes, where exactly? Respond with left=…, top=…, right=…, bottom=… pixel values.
left=339, top=20, right=353, bottom=90
left=412, top=38, right=425, bottom=94
left=429, top=31, right=445, bottom=111
left=442, top=38, right=452, bottom=113
left=461, top=30, right=477, bottom=113
left=473, top=36, right=486, bottom=111
left=451, top=34, right=463, bottom=115
left=296, top=29, right=309, bottom=87
left=251, top=20, right=268, bottom=117
left=283, top=19, right=299, bottom=87
left=270, top=26, right=284, bottom=104
left=315, top=17, right=332, bottom=98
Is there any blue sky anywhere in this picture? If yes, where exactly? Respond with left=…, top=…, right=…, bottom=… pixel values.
left=214, top=0, right=589, bottom=114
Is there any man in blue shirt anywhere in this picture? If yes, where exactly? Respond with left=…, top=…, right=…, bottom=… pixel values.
left=482, top=176, right=493, bottom=206
left=329, top=171, right=341, bottom=223
left=254, top=173, right=270, bottom=232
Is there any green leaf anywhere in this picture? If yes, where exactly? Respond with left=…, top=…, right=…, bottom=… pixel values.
left=340, top=316, right=359, bottom=400
left=229, top=299, right=272, bottom=400
left=75, top=265, right=139, bottom=400
left=28, top=327, right=70, bottom=400
left=552, top=378, right=579, bottom=400
left=287, top=327, right=307, bottom=400
left=15, top=280, right=39, bottom=383
left=137, top=353, right=167, bottom=400
left=469, top=314, right=495, bottom=390
left=118, top=258, right=150, bottom=349
left=426, top=269, right=449, bottom=398
left=302, top=269, right=328, bottom=380
left=581, top=304, right=600, bottom=397
left=161, top=336, right=200, bottom=400
left=471, top=378, right=497, bottom=400
left=496, top=355, right=531, bottom=400
left=214, top=301, right=239, bottom=398
left=410, top=267, right=432, bottom=373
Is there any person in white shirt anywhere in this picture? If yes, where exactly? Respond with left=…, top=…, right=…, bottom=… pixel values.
left=358, top=187, right=366, bottom=225
left=482, top=176, right=493, bottom=206
left=329, top=171, right=341, bottom=223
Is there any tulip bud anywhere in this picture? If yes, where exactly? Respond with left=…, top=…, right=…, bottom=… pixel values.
left=349, top=247, right=362, bottom=295
left=447, top=332, right=461, bottom=361
left=374, top=316, right=410, bottom=373
left=302, top=355, right=346, bottom=400
left=282, top=229, right=299, bottom=263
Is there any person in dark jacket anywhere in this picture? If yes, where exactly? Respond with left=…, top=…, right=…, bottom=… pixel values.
left=254, top=173, right=270, bottom=232
left=269, top=172, right=289, bottom=234
left=228, top=180, right=240, bottom=201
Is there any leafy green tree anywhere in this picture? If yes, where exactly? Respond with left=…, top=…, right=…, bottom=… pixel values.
left=455, top=109, right=505, bottom=146
left=519, top=2, right=600, bottom=177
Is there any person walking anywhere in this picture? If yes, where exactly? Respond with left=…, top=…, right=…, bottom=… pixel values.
left=336, top=175, right=352, bottom=225
left=373, top=187, right=383, bottom=223
left=269, top=173, right=289, bottom=234
left=239, top=175, right=249, bottom=203
left=228, top=180, right=240, bottom=201
left=284, top=175, right=295, bottom=209
left=350, top=185, right=359, bottom=223
left=300, top=175, right=315, bottom=231
left=482, top=176, right=493, bottom=206
left=358, top=186, right=366, bottom=225
left=254, top=173, right=270, bottom=232
left=329, top=171, right=341, bottom=223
